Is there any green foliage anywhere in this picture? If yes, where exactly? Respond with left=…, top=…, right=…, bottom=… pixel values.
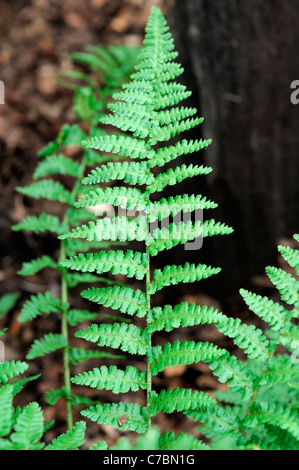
left=60, top=7, right=231, bottom=449
left=12, top=43, right=138, bottom=431
left=6, top=5, right=298, bottom=451
left=0, top=331, right=86, bottom=450
left=0, top=293, right=20, bottom=321
left=58, top=7, right=299, bottom=451
left=186, top=234, right=299, bottom=450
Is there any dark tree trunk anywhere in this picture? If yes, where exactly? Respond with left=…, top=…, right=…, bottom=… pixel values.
left=168, top=0, right=299, bottom=300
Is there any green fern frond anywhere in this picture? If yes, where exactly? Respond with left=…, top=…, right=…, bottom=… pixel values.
left=240, top=288, right=292, bottom=330
left=33, top=154, right=82, bottom=179
left=265, top=266, right=299, bottom=306
left=45, top=421, right=86, bottom=450
left=149, top=263, right=221, bottom=294
left=249, top=402, right=299, bottom=441
left=147, top=301, right=224, bottom=333
left=148, top=340, right=228, bottom=376
left=75, top=323, right=150, bottom=355
left=0, top=386, right=14, bottom=437
left=59, top=215, right=147, bottom=242
left=0, top=361, right=28, bottom=383
left=158, top=430, right=209, bottom=451
left=69, top=347, right=124, bottom=365
left=148, top=138, right=212, bottom=169
left=66, top=308, right=126, bottom=326
left=81, top=285, right=148, bottom=317
left=83, top=134, right=154, bottom=160
left=72, top=365, right=147, bottom=393
left=16, top=180, right=73, bottom=205
left=75, top=186, right=147, bottom=211
left=82, top=161, right=154, bottom=186
left=0, top=292, right=20, bottom=320
left=62, top=249, right=148, bottom=280
left=19, top=292, right=65, bottom=322
left=12, top=213, right=67, bottom=235
left=186, top=405, right=243, bottom=441
left=81, top=402, right=149, bottom=433
left=278, top=244, right=299, bottom=275
left=147, top=301, right=270, bottom=360
left=10, top=402, right=44, bottom=450
left=147, top=219, right=233, bottom=256
left=18, top=256, right=57, bottom=276
left=147, top=163, right=212, bottom=193
left=26, top=333, right=67, bottom=360
left=148, top=388, right=216, bottom=416
left=64, top=272, right=105, bottom=288
left=149, top=194, right=217, bottom=223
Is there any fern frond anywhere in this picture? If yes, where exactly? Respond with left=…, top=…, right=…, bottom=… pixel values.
left=0, top=292, right=20, bottom=320
left=149, top=194, right=217, bottom=224
left=240, top=288, right=292, bottom=330
left=81, top=402, right=149, bottom=433
left=12, top=213, right=67, bottom=235
left=69, top=348, right=124, bottom=366
left=249, top=402, right=299, bottom=441
left=81, top=285, right=148, bottom=317
left=45, top=421, right=86, bottom=450
left=147, top=301, right=224, bottom=333
left=18, top=256, right=57, bottom=276
left=185, top=405, right=243, bottom=441
left=0, top=360, right=28, bottom=383
left=148, top=138, right=212, bottom=169
left=62, top=249, right=148, bottom=280
left=147, top=163, right=212, bottom=193
left=148, top=388, right=216, bottom=416
left=59, top=215, right=147, bottom=242
left=149, top=117, right=204, bottom=146
left=148, top=340, right=228, bottom=376
left=0, top=386, right=14, bottom=437
left=16, top=180, right=73, bottom=205
left=64, top=272, right=105, bottom=288
left=10, top=402, right=44, bottom=450
left=83, top=134, right=154, bottom=160
left=26, top=333, right=67, bottom=360
left=75, top=323, right=150, bottom=355
left=19, top=292, right=65, bottom=322
left=147, top=219, right=233, bottom=256
left=158, top=431, right=209, bottom=451
left=82, top=161, right=154, bottom=186
left=75, top=186, right=147, bottom=211
left=33, top=154, right=82, bottom=179
left=149, top=263, right=221, bottom=294
left=66, top=308, right=126, bottom=326
left=72, top=365, right=147, bottom=393
left=265, top=266, right=299, bottom=306
left=278, top=244, right=299, bottom=275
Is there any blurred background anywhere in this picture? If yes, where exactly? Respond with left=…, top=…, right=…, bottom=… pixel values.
left=0, top=0, right=298, bottom=446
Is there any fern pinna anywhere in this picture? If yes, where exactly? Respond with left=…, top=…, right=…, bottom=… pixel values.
left=12, top=45, right=137, bottom=431
left=0, top=330, right=87, bottom=450
left=202, top=234, right=299, bottom=450
left=60, top=6, right=235, bottom=444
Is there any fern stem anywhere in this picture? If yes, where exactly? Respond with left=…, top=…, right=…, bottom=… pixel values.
left=60, top=154, right=88, bottom=431
left=60, top=239, right=73, bottom=431
left=146, top=245, right=152, bottom=428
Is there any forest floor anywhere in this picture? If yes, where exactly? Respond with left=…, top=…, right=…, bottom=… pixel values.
left=0, top=0, right=296, bottom=448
